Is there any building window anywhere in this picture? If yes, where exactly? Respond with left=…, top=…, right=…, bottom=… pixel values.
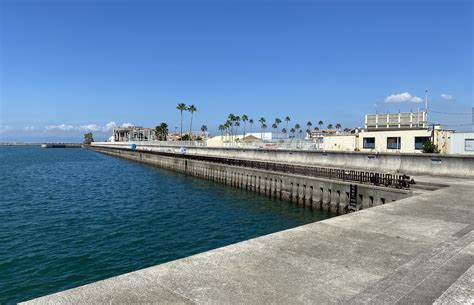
left=414, top=137, right=430, bottom=150
left=363, top=137, right=375, bottom=149
left=387, top=137, right=401, bottom=149
left=465, top=139, right=474, bottom=152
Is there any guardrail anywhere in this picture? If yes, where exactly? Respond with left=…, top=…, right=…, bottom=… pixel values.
left=93, top=145, right=412, bottom=189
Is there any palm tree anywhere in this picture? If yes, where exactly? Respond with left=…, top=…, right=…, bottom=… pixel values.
left=234, top=115, right=241, bottom=136
left=155, top=122, right=169, bottom=141
left=187, top=104, right=197, bottom=139
left=274, top=118, right=282, bottom=139
left=177, top=103, right=187, bottom=138
left=227, top=113, right=234, bottom=135
left=235, top=121, right=240, bottom=137
left=282, top=128, right=287, bottom=136
left=218, top=124, right=225, bottom=140
left=249, top=119, right=254, bottom=134
left=285, top=116, right=291, bottom=131
left=290, top=128, right=296, bottom=138
left=261, top=123, right=267, bottom=140
left=306, top=128, right=311, bottom=138
left=327, top=123, right=333, bottom=130
left=335, top=123, right=341, bottom=131
left=306, top=121, right=312, bottom=131
left=242, top=114, right=248, bottom=136
left=272, top=123, right=278, bottom=138
left=294, top=124, right=301, bottom=139
left=200, top=125, right=208, bottom=138
left=259, top=117, right=266, bottom=139
left=318, top=120, right=324, bottom=130
left=225, top=119, right=232, bottom=142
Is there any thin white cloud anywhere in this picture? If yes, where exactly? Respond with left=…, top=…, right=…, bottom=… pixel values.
left=384, top=92, right=423, bottom=103
left=440, top=93, right=453, bottom=101
left=0, top=125, right=13, bottom=134
left=105, top=121, right=117, bottom=131
left=45, top=124, right=75, bottom=131
left=23, top=126, right=36, bottom=131
left=79, top=124, right=100, bottom=132
left=40, top=122, right=134, bottom=133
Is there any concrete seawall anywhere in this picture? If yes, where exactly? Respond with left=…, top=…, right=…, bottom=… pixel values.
left=88, top=145, right=411, bottom=214
left=92, top=142, right=474, bottom=178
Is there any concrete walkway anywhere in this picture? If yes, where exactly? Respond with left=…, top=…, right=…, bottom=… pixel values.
left=23, top=177, right=474, bottom=304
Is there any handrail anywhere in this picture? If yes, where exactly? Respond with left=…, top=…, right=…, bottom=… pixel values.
left=93, top=146, right=412, bottom=189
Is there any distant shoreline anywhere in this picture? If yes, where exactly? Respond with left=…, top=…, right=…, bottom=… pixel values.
left=0, top=143, right=81, bottom=147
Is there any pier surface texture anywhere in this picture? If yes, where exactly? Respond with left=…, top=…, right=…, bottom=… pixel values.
left=24, top=146, right=474, bottom=304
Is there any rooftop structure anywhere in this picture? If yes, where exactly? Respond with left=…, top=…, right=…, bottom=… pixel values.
left=365, top=111, right=427, bottom=130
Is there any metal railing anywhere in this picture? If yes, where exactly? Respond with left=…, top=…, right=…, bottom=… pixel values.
left=94, top=145, right=412, bottom=189
left=92, top=140, right=325, bottom=150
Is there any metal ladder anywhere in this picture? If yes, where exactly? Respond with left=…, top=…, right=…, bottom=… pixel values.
left=349, top=184, right=358, bottom=212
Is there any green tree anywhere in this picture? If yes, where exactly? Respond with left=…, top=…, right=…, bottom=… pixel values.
left=335, top=123, right=341, bottom=131
left=290, top=128, right=296, bottom=138
left=306, top=121, right=312, bottom=131
left=176, top=103, right=187, bottom=138
left=422, top=140, right=440, bottom=153
left=155, top=122, right=169, bottom=141
left=83, top=132, right=94, bottom=144
left=282, top=128, right=287, bottom=135
left=318, top=120, right=324, bottom=130
left=327, top=123, right=333, bottom=130
left=249, top=119, right=254, bottom=134
left=187, top=104, right=197, bottom=138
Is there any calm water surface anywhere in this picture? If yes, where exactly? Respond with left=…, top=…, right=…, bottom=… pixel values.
left=0, top=147, right=332, bottom=303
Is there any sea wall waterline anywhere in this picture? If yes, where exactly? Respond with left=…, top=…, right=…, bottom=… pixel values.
left=88, top=145, right=411, bottom=214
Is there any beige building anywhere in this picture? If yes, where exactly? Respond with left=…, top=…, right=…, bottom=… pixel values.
left=356, top=127, right=450, bottom=154
left=318, top=127, right=451, bottom=154
left=207, top=134, right=260, bottom=147
left=322, top=135, right=357, bottom=151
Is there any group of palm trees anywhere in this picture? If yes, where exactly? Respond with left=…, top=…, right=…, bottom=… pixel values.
left=176, top=103, right=208, bottom=140
left=218, top=114, right=342, bottom=141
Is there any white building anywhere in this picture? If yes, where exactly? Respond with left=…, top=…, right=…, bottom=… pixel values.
left=448, top=132, right=474, bottom=155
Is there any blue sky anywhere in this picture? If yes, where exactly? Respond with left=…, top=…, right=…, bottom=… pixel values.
left=1, top=0, right=472, bottom=141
